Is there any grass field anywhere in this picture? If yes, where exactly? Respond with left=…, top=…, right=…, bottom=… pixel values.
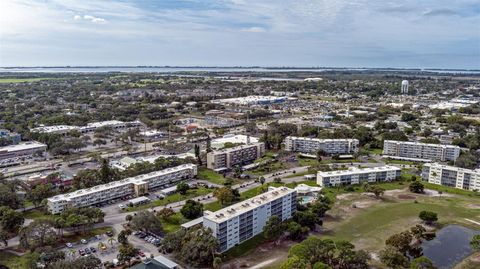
left=322, top=187, right=480, bottom=252
left=0, top=77, right=58, bottom=83
left=0, top=251, right=36, bottom=269
left=127, top=187, right=212, bottom=212
left=197, top=167, right=227, bottom=185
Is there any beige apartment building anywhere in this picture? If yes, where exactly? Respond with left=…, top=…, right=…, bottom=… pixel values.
left=206, top=142, right=265, bottom=170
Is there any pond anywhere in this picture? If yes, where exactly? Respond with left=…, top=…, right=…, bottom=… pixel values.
left=421, top=224, right=480, bottom=269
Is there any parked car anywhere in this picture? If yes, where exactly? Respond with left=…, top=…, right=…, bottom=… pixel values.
left=84, top=248, right=91, bottom=254
left=78, top=249, right=85, bottom=256
left=106, top=231, right=114, bottom=237
left=138, top=251, right=145, bottom=257
left=80, top=239, right=88, bottom=244
left=90, top=247, right=96, bottom=253
left=65, top=242, right=73, bottom=248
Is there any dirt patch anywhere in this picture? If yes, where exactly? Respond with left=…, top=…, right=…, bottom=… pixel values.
left=466, top=204, right=480, bottom=209
left=353, top=200, right=377, bottom=208
left=398, top=194, right=415, bottom=200
left=424, top=189, right=454, bottom=197
left=337, top=193, right=357, bottom=200
left=222, top=239, right=294, bottom=269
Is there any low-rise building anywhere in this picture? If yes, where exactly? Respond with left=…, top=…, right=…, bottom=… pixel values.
left=0, top=129, right=21, bottom=144
left=31, top=120, right=143, bottom=135
left=422, top=163, right=480, bottom=191
left=47, top=164, right=197, bottom=214
left=203, top=186, right=296, bottom=252
left=206, top=142, right=265, bottom=170
left=284, top=136, right=359, bottom=154
left=317, top=165, right=401, bottom=187
left=383, top=140, right=460, bottom=162
left=0, top=141, right=47, bottom=161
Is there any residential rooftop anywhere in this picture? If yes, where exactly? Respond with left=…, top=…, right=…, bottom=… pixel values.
left=317, top=165, right=401, bottom=176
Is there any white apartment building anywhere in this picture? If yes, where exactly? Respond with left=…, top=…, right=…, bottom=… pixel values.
left=203, top=186, right=297, bottom=252
left=47, top=164, right=197, bottom=214
left=206, top=142, right=265, bottom=170
left=0, top=141, right=47, bottom=161
left=284, top=136, right=359, bottom=154
left=422, top=163, right=480, bottom=191
left=317, top=165, right=401, bottom=187
left=383, top=140, right=460, bottom=162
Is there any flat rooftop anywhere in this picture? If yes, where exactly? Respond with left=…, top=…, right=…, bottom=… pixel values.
left=286, top=136, right=358, bottom=142
left=425, top=163, right=480, bottom=173
left=211, top=142, right=263, bottom=154
left=203, top=187, right=295, bottom=223
left=0, top=141, right=46, bottom=152
left=384, top=140, right=460, bottom=149
left=317, top=165, right=401, bottom=177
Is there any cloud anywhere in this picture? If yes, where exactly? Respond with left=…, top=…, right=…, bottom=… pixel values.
left=70, top=14, right=107, bottom=24
left=423, top=9, right=459, bottom=17
left=241, top=26, right=266, bottom=33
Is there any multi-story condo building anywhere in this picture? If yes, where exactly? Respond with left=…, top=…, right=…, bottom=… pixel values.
left=47, top=164, right=197, bottom=214
left=317, top=165, right=401, bottom=187
left=0, top=129, right=21, bottom=144
left=203, top=186, right=296, bottom=252
left=422, top=163, right=480, bottom=191
left=206, top=142, right=265, bottom=170
left=383, top=140, right=460, bottom=162
left=284, top=136, right=359, bottom=154
left=0, top=141, right=47, bottom=161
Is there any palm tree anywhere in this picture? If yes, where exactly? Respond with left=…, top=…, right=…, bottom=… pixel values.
left=108, top=237, right=116, bottom=247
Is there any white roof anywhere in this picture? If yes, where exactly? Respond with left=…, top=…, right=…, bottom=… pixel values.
left=0, top=141, right=46, bottom=152
left=203, top=187, right=295, bottom=223
left=384, top=140, right=460, bottom=149
left=317, top=165, right=401, bottom=177
left=424, top=163, right=480, bottom=173
left=286, top=136, right=358, bottom=143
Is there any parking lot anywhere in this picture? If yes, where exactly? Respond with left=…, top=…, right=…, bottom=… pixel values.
left=61, top=230, right=161, bottom=264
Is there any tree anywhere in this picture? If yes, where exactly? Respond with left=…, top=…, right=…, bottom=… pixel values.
left=470, top=234, right=480, bottom=251
left=280, top=256, right=308, bottom=269
left=48, top=255, right=102, bottom=269
left=410, top=225, right=426, bottom=241
left=19, top=220, right=58, bottom=250
left=286, top=221, right=309, bottom=240
left=176, top=182, right=190, bottom=195
left=0, top=206, right=24, bottom=233
left=409, top=181, right=424, bottom=194
left=117, top=230, right=130, bottom=245
left=371, top=185, right=385, bottom=198
left=28, top=183, right=54, bottom=207
left=161, top=227, right=217, bottom=267
left=259, top=176, right=266, bottom=185
left=213, top=187, right=235, bottom=206
left=157, top=208, right=175, bottom=220
left=213, top=257, right=223, bottom=269
left=293, top=210, right=320, bottom=229
left=418, top=211, right=438, bottom=225
left=263, top=215, right=285, bottom=241
left=130, top=211, right=163, bottom=234
left=194, top=144, right=202, bottom=166
left=0, top=183, right=23, bottom=209
left=180, top=200, right=203, bottom=219
left=410, top=256, right=435, bottom=269
left=379, top=246, right=410, bottom=269
left=117, top=243, right=139, bottom=265
left=0, top=228, right=8, bottom=247
left=313, top=262, right=333, bottom=269
left=386, top=231, right=413, bottom=255
left=125, top=214, right=133, bottom=223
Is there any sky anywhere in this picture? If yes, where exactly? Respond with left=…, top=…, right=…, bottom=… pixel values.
left=0, top=0, right=479, bottom=69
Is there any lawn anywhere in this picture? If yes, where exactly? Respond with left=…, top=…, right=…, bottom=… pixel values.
left=127, top=187, right=213, bottom=212
left=197, top=167, right=227, bottom=185
left=23, top=209, right=55, bottom=221
left=366, top=148, right=383, bottom=155
left=322, top=189, right=480, bottom=252
left=223, top=234, right=266, bottom=259
left=385, top=159, right=416, bottom=165
left=0, top=251, right=36, bottom=269
left=162, top=213, right=188, bottom=233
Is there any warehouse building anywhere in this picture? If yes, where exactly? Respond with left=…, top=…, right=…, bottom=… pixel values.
left=47, top=164, right=197, bottom=214
left=284, top=136, right=359, bottom=154
left=317, top=165, right=401, bottom=187
left=422, top=163, right=480, bottom=191
left=383, top=140, right=460, bottom=162
left=0, top=141, right=47, bottom=161
left=203, top=186, right=296, bottom=252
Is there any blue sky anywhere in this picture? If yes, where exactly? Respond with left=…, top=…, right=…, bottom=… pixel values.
left=0, top=0, right=479, bottom=68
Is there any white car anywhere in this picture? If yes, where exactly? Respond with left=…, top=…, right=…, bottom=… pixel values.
left=66, top=242, right=73, bottom=248
left=80, top=239, right=88, bottom=244
left=118, top=204, right=125, bottom=209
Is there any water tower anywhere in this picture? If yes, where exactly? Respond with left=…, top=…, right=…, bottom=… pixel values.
left=401, top=80, right=409, bottom=94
